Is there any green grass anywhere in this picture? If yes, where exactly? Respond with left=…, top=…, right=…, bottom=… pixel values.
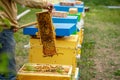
left=114, top=69, right=120, bottom=76
left=82, top=0, right=120, bottom=6
left=79, top=5, right=120, bottom=80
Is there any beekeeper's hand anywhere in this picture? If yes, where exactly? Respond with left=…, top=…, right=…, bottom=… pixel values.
left=43, top=2, right=53, bottom=12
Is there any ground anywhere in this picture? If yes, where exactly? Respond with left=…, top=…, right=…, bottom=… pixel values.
left=79, top=6, right=120, bottom=80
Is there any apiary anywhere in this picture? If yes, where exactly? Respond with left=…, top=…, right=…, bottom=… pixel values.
left=18, top=0, right=85, bottom=79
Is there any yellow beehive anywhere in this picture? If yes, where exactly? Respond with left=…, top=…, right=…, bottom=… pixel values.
left=56, top=35, right=79, bottom=48
left=17, top=63, right=72, bottom=80
left=29, top=45, right=77, bottom=73
left=29, top=35, right=79, bottom=73
left=29, top=37, right=42, bottom=46
left=78, top=29, right=84, bottom=45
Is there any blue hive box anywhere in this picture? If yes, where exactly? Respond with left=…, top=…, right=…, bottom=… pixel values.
left=23, top=23, right=77, bottom=36
left=52, top=16, right=78, bottom=24
left=54, top=4, right=84, bottom=12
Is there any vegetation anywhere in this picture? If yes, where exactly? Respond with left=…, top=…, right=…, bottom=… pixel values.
left=82, top=0, right=120, bottom=6
left=79, top=0, right=120, bottom=80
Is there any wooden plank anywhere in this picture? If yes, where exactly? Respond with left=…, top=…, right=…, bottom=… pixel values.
left=69, top=8, right=78, bottom=14
left=60, top=1, right=75, bottom=6
left=19, top=22, right=37, bottom=29
left=36, top=11, right=57, bottom=56
left=52, top=11, right=67, bottom=18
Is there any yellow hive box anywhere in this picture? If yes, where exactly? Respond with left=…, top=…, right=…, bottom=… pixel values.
left=78, top=29, right=84, bottom=45
left=29, top=46, right=76, bottom=73
left=30, top=37, right=42, bottom=46
left=30, top=35, right=79, bottom=47
left=17, top=63, right=72, bottom=80
left=56, top=35, right=79, bottom=48
left=29, top=35, right=79, bottom=72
